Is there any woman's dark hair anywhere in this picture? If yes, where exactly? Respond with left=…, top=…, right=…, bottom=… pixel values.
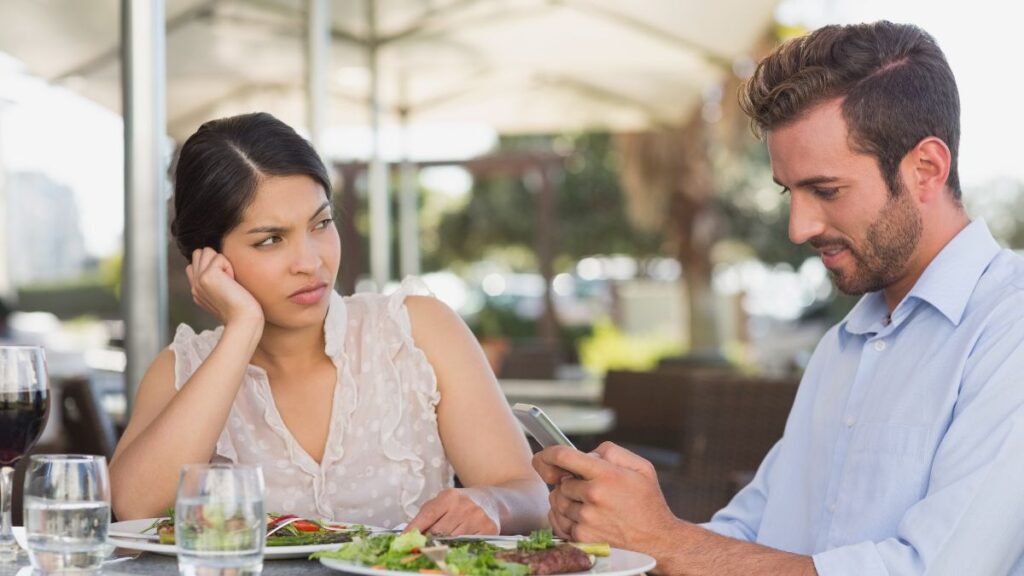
left=739, top=21, right=961, bottom=199
left=171, top=112, right=332, bottom=260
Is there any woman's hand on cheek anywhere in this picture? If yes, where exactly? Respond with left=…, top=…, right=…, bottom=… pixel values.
left=186, top=247, right=264, bottom=327
left=406, top=488, right=500, bottom=536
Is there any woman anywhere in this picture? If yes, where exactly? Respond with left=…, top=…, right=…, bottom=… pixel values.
left=109, top=112, right=548, bottom=535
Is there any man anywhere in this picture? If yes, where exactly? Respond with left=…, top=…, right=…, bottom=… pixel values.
left=534, top=21, right=1024, bottom=575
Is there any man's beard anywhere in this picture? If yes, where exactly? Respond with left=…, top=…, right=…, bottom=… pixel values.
left=812, top=182, right=923, bottom=296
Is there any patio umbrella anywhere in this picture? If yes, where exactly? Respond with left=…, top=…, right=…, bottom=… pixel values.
left=0, top=0, right=776, bottom=138
left=0, top=0, right=779, bottom=402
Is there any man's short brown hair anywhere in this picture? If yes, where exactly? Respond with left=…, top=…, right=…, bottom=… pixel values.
left=739, top=21, right=961, bottom=199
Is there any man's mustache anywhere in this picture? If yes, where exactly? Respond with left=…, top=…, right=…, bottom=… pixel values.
left=809, top=236, right=851, bottom=251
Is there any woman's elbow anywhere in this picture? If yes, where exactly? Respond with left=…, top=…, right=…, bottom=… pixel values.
left=112, top=490, right=170, bottom=521
left=110, top=465, right=167, bottom=520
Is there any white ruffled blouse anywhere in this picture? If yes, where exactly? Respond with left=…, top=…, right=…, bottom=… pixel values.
left=169, top=278, right=454, bottom=528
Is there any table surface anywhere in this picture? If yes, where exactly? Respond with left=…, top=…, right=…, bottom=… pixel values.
left=103, top=377, right=606, bottom=428
left=1, top=551, right=344, bottom=576
left=498, top=378, right=604, bottom=405
left=534, top=404, right=615, bottom=436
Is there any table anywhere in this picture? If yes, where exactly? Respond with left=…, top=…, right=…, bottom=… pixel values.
left=1, top=552, right=344, bottom=575
left=499, top=378, right=604, bottom=406
left=536, top=404, right=615, bottom=437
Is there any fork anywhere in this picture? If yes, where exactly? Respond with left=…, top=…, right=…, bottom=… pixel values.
left=265, top=517, right=303, bottom=538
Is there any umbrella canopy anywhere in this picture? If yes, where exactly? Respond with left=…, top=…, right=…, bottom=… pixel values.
left=0, top=0, right=777, bottom=141
left=0, top=0, right=779, bottom=404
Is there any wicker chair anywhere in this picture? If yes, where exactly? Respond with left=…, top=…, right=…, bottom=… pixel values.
left=498, top=341, right=560, bottom=379
left=599, top=370, right=688, bottom=468
left=59, top=376, right=119, bottom=460
left=667, top=376, right=798, bottom=521
left=599, top=369, right=798, bottom=522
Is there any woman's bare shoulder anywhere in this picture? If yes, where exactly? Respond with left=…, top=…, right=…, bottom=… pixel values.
left=404, top=295, right=472, bottom=342
left=404, top=294, right=458, bottom=322
left=146, top=346, right=177, bottom=379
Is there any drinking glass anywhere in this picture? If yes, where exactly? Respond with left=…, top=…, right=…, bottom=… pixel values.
left=175, top=464, right=265, bottom=576
left=23, top=455, right=111, bottom=572
left=0, top=346, right=50, bottom=562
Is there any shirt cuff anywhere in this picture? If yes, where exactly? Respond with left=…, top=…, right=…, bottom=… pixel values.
left=812, top=541, right=889, bottom=576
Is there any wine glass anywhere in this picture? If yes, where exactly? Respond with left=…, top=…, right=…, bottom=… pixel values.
left=0, top=346, right=50, bottom=562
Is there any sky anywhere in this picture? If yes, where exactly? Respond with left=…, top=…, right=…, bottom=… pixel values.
left=1, top=0, right=1022, bottom=259
left=0, top=52, right=124, bottom=257
left=777, top=0, right=1023, bottom=192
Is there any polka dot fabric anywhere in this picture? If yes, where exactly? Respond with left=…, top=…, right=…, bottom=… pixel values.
left=169, top=276, right=454, bottom=528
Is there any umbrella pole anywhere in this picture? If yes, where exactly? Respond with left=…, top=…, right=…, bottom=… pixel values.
left=398, top=108, right=420, bottom=278
left=121, top=0, right=168, bottom=412
left=367, top=0, right=390, bottom=291
left=306, top=0, right=330, bottom=156
left=0, top=101, right=10, bottom=300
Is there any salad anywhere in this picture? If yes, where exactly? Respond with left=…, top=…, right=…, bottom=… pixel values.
left=312, top=529, right=607, bottom=575
left=146, top=511, right=366, bottom=546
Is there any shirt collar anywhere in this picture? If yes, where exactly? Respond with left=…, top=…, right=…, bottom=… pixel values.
left=839, top=219, right=1000, bottom=346
left=839, top=291, right=888, bottom=347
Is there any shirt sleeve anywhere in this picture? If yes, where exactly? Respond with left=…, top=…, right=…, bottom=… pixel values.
left=813, top=313, right=1024, bottom=575
left=700, top=439, right=782, bottom=542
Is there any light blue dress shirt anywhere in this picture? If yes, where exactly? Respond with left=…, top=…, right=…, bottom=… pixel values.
left=703, top=220, right=1024, bottom=575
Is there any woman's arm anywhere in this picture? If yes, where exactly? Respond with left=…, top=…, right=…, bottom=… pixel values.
left=109, top=319, right=262, bottom=520
left=109, top=248, right=265, bottom=520
left=404, top=296, right=549, bottom=535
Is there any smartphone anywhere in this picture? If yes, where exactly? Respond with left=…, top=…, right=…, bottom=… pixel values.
left=512, top=403, right=576, bottom=449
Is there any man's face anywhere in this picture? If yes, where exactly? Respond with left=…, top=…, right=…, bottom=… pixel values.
left=767, top=99, right=922, bottom=296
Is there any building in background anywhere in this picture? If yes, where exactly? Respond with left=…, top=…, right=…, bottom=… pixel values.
left=5, top=171, right=88, bottom=286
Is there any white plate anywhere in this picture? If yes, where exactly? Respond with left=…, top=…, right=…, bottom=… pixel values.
left=318, top=542, right=657, bottom=576
left=107, top=518, right=364, bottom=560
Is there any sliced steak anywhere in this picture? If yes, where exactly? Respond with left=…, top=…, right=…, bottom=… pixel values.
left=496, top=544, right=594, bottom=575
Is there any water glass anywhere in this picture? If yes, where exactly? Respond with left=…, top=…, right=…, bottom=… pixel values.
left=175, top=464, right=265, bottom=576
left=23, top=455, right=111, bottom=572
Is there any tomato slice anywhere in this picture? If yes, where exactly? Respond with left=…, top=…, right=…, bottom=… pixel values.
left=292, top=520, right=321, bottom=532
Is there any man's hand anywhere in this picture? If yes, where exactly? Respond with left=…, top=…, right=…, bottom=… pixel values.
left=406, top=488, right=500, bottom=536
left=533, top=442, right=679, bottom=550
left=186, top=247, right=264, bottom=327
left=535, top=442, right=817, bottom=576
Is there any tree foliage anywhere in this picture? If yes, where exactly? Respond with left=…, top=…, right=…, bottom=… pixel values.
left=428, top=133, right=662, bottom=270
left=713, top=140, right=814, bottom=267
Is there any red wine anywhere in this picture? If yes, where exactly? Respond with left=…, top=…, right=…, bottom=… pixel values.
left=0, top=389, right=49, bottom=465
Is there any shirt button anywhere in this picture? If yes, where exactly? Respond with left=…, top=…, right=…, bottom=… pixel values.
left=828, top=503, right=837, bottom=513
left=874, top=340, right=887, bottom=351
left=845, top=416, right=856, bottom=428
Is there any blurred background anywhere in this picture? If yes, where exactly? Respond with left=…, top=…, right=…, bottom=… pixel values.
left=1, top=0, right=1021, bottom=522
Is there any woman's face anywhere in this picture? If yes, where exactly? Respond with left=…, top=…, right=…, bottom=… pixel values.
left=220, top=174, right=340, bottom=329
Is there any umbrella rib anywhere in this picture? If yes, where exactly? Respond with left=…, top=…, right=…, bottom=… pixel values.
left=243, top=0, right=366, bottom=45
left=535, top=72, right=677, bottom=129
left=48, top=0, right=221, bottom=83
left=380, top=1, right=551, bottom=47
left=378, top=0, right=488, bottom=46
left=562, top=0, right=734, bottom=71
left=167, top=81, right=290, bottom=133
left=400, top=66, right=495, bottom=114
